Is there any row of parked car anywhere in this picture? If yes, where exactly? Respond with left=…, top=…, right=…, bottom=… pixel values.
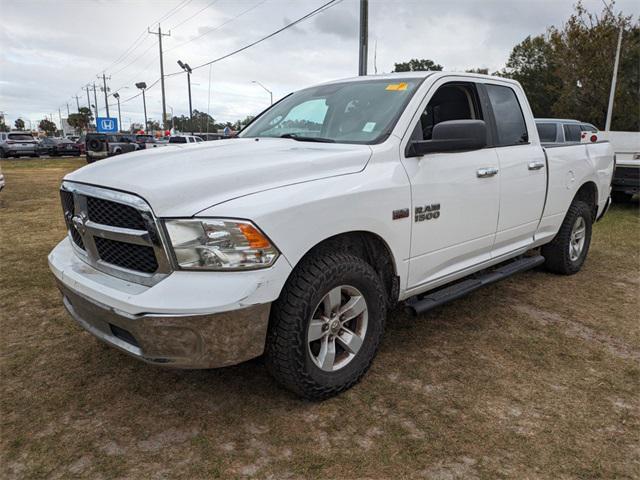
left=0, top=131, right=211, bottom=160
left=84, top=133, right=204, bottom=162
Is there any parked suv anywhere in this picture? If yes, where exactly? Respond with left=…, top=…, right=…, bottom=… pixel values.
left=0, top=132, right=38, bottom=158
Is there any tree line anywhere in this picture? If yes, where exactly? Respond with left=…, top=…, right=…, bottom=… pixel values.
left=394, top=2, right=639, bottom=131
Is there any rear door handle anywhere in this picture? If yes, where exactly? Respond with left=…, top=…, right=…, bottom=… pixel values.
left=528, top=161, right=545, bottom=170
left=477, top=167, right=499, bottom=178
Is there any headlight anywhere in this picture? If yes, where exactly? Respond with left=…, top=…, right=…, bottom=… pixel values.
left=165, top=219, right=279, bottom=270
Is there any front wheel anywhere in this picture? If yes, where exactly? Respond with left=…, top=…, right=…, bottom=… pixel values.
left=265, top=252, right=386, bottom=400
left=542, top=200, right=593, bottom=275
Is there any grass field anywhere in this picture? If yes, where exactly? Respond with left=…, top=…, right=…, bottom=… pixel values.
left=1, top=157, right=638, bottom=479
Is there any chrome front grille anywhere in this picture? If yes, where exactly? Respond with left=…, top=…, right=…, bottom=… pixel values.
left=60, top=182, right=171, bottom=286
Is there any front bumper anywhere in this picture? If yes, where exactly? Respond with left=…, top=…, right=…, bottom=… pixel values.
left=49, top=239, right=292, bottom=368
left=58, top=280, right=270, bottom=368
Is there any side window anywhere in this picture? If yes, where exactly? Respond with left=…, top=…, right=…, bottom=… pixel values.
left=563, top=124, right=581, bottom=142
left=580, top=123, right=597, bottom=133
left=412, top=83, right=483, bottom=141
left=536, top=123, right=557, bottom=143
left=486, top=84, right=528, bottom=146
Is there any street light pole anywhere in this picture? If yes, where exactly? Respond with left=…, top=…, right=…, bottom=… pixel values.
left=605, top=26, right=623, bottom=131
left=251, top=80, right=273, bottom=105
left=358, top=0, right=368, bottom=76
left=113, top=93, right=122, bottom=133
left=177, top=61, right=194, bottom=134
left=136, top=82, right=148, bottom=133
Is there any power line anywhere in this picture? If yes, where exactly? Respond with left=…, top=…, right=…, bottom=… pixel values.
left=156, top=0, right=195, bottom=24
left=165, top=0, right=267, bottom=53
left=169, top=0, right=221, bottom=31
left=189, top=0, right=342, bottom=72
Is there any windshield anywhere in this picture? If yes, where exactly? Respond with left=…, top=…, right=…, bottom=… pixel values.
left=240, top=78, right=424, bottom=144
left=169, top=137, right=187, bottom=144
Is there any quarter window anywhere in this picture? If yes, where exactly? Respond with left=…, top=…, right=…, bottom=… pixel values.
left=563, top=124, right=582, bottom=142
left=486, top=84, right=528, bottom=146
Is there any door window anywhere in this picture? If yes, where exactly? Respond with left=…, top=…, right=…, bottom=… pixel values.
left=412, top=83, right=483, bottom=141
left=536, top=123, right=557, bottom=143
left=486, top=84, right=528, bottom=146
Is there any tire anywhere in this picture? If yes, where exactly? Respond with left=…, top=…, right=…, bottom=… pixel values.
left=542, top=200, right=593, bottom=275
left=265, top=252, right=386, bottom=400
left=612, top=191, right=633, bottom=203
left=0, top=149, right=6, bottom=159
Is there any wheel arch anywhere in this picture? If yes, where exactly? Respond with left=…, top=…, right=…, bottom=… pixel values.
left=288, top=230, right=400, bottom=307
left=573, top=181, right=598, bottom=220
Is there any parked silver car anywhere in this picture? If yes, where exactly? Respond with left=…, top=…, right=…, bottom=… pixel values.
left=0, top=132, right=39, bottom=158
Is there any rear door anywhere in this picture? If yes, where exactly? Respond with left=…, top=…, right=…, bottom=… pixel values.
left=401, top=78, right=500, bottom=289
left=483, top=82, right=547, bottom=257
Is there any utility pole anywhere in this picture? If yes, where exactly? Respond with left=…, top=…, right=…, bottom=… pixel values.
left=99, top=73, right=111, bottom=118
left=74, top=95, right=81, bottom=112
left=149, top=24, right=171, bottom=130
left=92, top=82, right=99, bottom=119
left=66, top=103, right=70, bottom=116
left=85, top=85, right=91, bottom=110
left=58, top=108, right=63, bottom=135
left=605, top=26, right=623, bottom=131
left=358, top=0, right=368, bottom=76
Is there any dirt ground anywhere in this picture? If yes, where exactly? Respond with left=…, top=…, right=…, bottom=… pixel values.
left=1, top=158, right=638, bottom=479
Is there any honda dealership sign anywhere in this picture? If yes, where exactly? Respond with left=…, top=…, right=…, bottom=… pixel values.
left=96, top=117, right=118, bottom=133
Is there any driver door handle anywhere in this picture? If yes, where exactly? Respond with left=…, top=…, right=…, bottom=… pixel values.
left=477, top=167, right=499, bottom=178
left=528, top=161, right=545, bottom=170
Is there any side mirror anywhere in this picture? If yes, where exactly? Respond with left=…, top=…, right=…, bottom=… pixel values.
left=407, top=120, right=487, bottom=157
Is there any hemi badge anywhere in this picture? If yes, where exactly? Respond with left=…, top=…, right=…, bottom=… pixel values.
left=392, top=208, right=410, bottom=220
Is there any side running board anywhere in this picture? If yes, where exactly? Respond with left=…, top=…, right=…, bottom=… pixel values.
left=405, top=255, right=545, bottom=315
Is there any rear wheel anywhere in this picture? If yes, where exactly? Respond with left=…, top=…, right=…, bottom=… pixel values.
left=265, top=252, right=386, bottom=400
left=542, top=200, right=592, bottom=275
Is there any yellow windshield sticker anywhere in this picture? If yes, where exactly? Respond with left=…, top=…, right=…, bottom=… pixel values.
left=386, top=82, right=408, bottom=91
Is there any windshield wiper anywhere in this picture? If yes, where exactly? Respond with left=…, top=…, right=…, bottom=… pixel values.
left=279, top=133, right=335, bottom=143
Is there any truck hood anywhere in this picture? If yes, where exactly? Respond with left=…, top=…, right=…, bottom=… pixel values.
left=65, top=138, right=372, bottom=216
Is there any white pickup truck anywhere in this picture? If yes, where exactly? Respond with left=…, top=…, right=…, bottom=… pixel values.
left=49, top=72, right=614, bottom=399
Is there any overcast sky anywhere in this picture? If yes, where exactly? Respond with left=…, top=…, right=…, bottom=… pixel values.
left=0, top=0, right=638, bottom=130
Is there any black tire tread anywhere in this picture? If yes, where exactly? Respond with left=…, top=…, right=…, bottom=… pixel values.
left=542, top=200, right=592, bottom=275
left=265, top=252, right=386, bottom=400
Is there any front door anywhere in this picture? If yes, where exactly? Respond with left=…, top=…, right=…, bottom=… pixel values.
left=401, top=80, right=500, bottom=290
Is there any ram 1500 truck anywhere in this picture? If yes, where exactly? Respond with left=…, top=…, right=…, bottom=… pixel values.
left=49, top=72, right=614, bottom=399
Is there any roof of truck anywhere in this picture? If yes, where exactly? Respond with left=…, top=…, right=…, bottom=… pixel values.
left=317, top=71, right=521, bottom=87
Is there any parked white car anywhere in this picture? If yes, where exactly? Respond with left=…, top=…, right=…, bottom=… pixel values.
left=49, top=72, right=614, bottom=399
left=601, top=130, right=640, bottom=202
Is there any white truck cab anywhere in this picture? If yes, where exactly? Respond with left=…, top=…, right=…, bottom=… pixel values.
left=49, top=72, right=614, bottom=399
